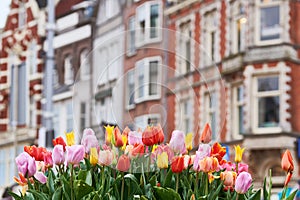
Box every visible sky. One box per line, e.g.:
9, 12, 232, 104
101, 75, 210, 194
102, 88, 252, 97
0, 0, 11, 29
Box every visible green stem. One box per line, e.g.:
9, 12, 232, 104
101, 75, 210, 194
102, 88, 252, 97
70, 164, 74, 200
121, 172, 125, 200
101, 166, 105, 191
195, 172, 199, 195
176, 173, 179, 193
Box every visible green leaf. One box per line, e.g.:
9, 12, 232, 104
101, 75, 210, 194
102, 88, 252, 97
61, 175, 71, 200
74, 180, 94, 200
163, 168, 173, 188
7, 191, 23, 200
263, 177, 268, 200
78, 170, 93, 186
24, 192, 35, 200
47, 169, 55, 195
124, 174, 143, 196
248, 189, 261, 200
52, 186, 63, 200
149, 175, 157, 187
27, 189, 48, 200
208, 182, 223, 200
286, 189, 298, 200
153, 186, 181, 200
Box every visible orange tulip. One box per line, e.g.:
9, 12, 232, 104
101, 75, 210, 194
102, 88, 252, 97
281, 150, 294, 173
200, 123, 212, 143
113, 127, 123, 147
210, 142, 226, 162
171, 156, 185, 173
116, 155, 130, 172
198, 157, 219, 173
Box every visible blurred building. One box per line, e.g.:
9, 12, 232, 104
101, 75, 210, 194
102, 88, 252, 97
92, 0, 125, 142
0, 0, 46, 189
165, 0, 300, 191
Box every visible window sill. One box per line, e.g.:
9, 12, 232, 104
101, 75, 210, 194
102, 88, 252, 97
255, 38, 282, 46
135, 95, 161, 104
126, 104, 135, 111
136, 37, 162, 48
252, 127, 282, 134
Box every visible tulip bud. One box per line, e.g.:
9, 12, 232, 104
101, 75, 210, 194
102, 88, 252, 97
234, 145, 245, 163
169, 130, 186, 154
52, 136, 66, 151
104, 125, 114, 145
185, 133, 193, 151
81, 128, 99, 154
15, 152, 36, 177
157, 152, 168, 169
220, 171, 237, 187
235, 172, 252, 194
98, 150, 114, 166
90, 147, 98, 166
171, 156, 185, 173
116, 155, 130, 172
65, 131, 75, 146
198, 157, 219, 173
200, 123, 212, 143
66, 145, 85, 165
52, 145, 65, 165
281, 149, 294, 173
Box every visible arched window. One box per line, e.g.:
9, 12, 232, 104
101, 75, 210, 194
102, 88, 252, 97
80, 49, 90, 80
64, 55, 73, 85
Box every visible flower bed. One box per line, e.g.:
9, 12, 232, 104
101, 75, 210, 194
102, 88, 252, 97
10, 123, 296, 200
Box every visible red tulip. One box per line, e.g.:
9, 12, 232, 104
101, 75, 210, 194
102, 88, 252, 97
210, 142, 226, 162
52, 136, 66, 151
24, 145, 47, 161
113, 127, 124, 147
116, 155, 130, 172
171, 156, 185, 173
131, 143, 145, 158
156, 124, 164, 144
43, 151, 53, 168
281, 150, 294, 173
142, 126, 159, 146
200, 123, 212, 144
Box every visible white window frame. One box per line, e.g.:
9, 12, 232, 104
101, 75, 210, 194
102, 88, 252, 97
80, 49, 90, 80
126, 69, 135, 109
134, 114, 160, 130
231, 84, 244, 140
255, 0, 282, 45
136, 1, 162, 47
64, 55, 74, 85
134, 56, 161, 103
252, 74, 281, 134
127, 16, 136, 56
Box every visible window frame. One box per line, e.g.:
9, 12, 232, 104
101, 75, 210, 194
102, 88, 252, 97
80, 49, 90, 81
126, 69, 135, 109
127, 16, 136, 56
66, 102, 73, 132
252, 74, 281, 133
204, 91, 217, 140
231, 84, 245, 140
64, 55, 74, 85
180, 98, 193, 134
18, 2, 27, 29
256, 0, 282, 45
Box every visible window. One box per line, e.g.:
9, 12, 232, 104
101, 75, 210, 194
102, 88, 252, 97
136, 2, 161, 46
80, 49, 90, 80
29, 96, 36, 128
80, 102, 88, 132
126, 70, 135, 107
232, 85, 244, 139
135, 57, 160, 103
134, 114, 160, 130
64, 56, 74, 85
181, 99, 192, 134
204, 92, 216, 139
28, 41, 37, 74
178, 21, 192, 74
18, 2, 26, 28
66, 102, 73, 132
53, 105, 60, 138
203, 10, 217, 66
254, 75, 280, 130
258, 0, 281, 42
127, 17, 136, 55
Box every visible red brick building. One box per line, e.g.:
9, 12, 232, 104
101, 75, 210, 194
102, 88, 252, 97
0, 0, 46, 188
165, 0, 300, 191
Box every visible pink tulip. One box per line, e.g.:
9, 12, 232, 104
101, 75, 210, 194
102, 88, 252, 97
220, 161, 235, 171
43, 151, 53, 168
52, 145, 65, 165
98, 150, 114, 166
116, 155, 130, 172
193, 144, 211, 171
169, 130, 186, 154
153, 144, 174, 162
34, 172, 47, 184
81, 128, 99, 154
235, 172, 252, 194
66, 145, 85, 165
128, 131, 143, 145
15, 152, 36, 177
238, 163, 249, 174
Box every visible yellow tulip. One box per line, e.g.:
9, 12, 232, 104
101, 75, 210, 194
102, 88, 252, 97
185, 133, 193, 151
90, 147, 98, 166
157, 152, 168, 169
104, 125, 114, 144
121, 135, 128, 151
65, 131, 75, 146
234, 145, 245, 163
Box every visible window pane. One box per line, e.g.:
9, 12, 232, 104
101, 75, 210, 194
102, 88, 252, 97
257, 76, 279, 92
128, 17, 135, 53
210, 112, 216, 139
17, 63, 27, 125
127, 71, 135, 105
149, 61, 158, 95
148, 117, 158, 126
258, 96, 279, 127
150, 4, 159, 38
138, 64, 144, 98
185, 39, 191, 72
238, 105, 244, 134
237, 86, 244, 101
260, 6, 280, 41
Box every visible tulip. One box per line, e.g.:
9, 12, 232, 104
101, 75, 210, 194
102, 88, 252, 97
155, 124, 164, 144
169, 130, 186, 154
52, 145, 65, 165
220, 171, 237, 187
128, 131, 143, 145
171, 156, 185, 173
131, 143, 144, 158
154, 144, 174, 162
125, 145, 134, 158
104, 125, 114, 144
183, 155, 190, 169
142, 126, 159, 146
24, 145, 47, 161
122, 126, 131, 136
52, 136, 66, 151
34, 172, 47, 184
238, 163, 249, 174
284, 172, 293, 186
65, 131, 75, 146
198, 157, 219, 173
157, 152, 168, 169
234, 145, 245, 163
112, 127, 123, 147
193, 144, 211, 171
14, 172, 31, 186
235, 172, 252, 194
281, 149, 294, 173
121, 135, 128, 150
211, 142, 226, 162
116, 155, 130, 172
200, 123, 212, 143
81, 128, 99, 154
185, 133, 193, 151
98, 150, 114, 166
43, 151, 53, 168
15, 152, 36, 177
90, 147, 98, 166
66, 145, 85, 165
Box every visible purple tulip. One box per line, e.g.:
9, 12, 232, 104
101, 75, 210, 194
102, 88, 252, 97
66, 145, 85, 165
169, 130, 186, 154
235, 172, 252, 194
128, 131, 143, 145
52, 145, 65, 165
15, 152, 36, 177
81, 128, 99, 154
34, 172, 47, 184
193, 144, 211, 171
